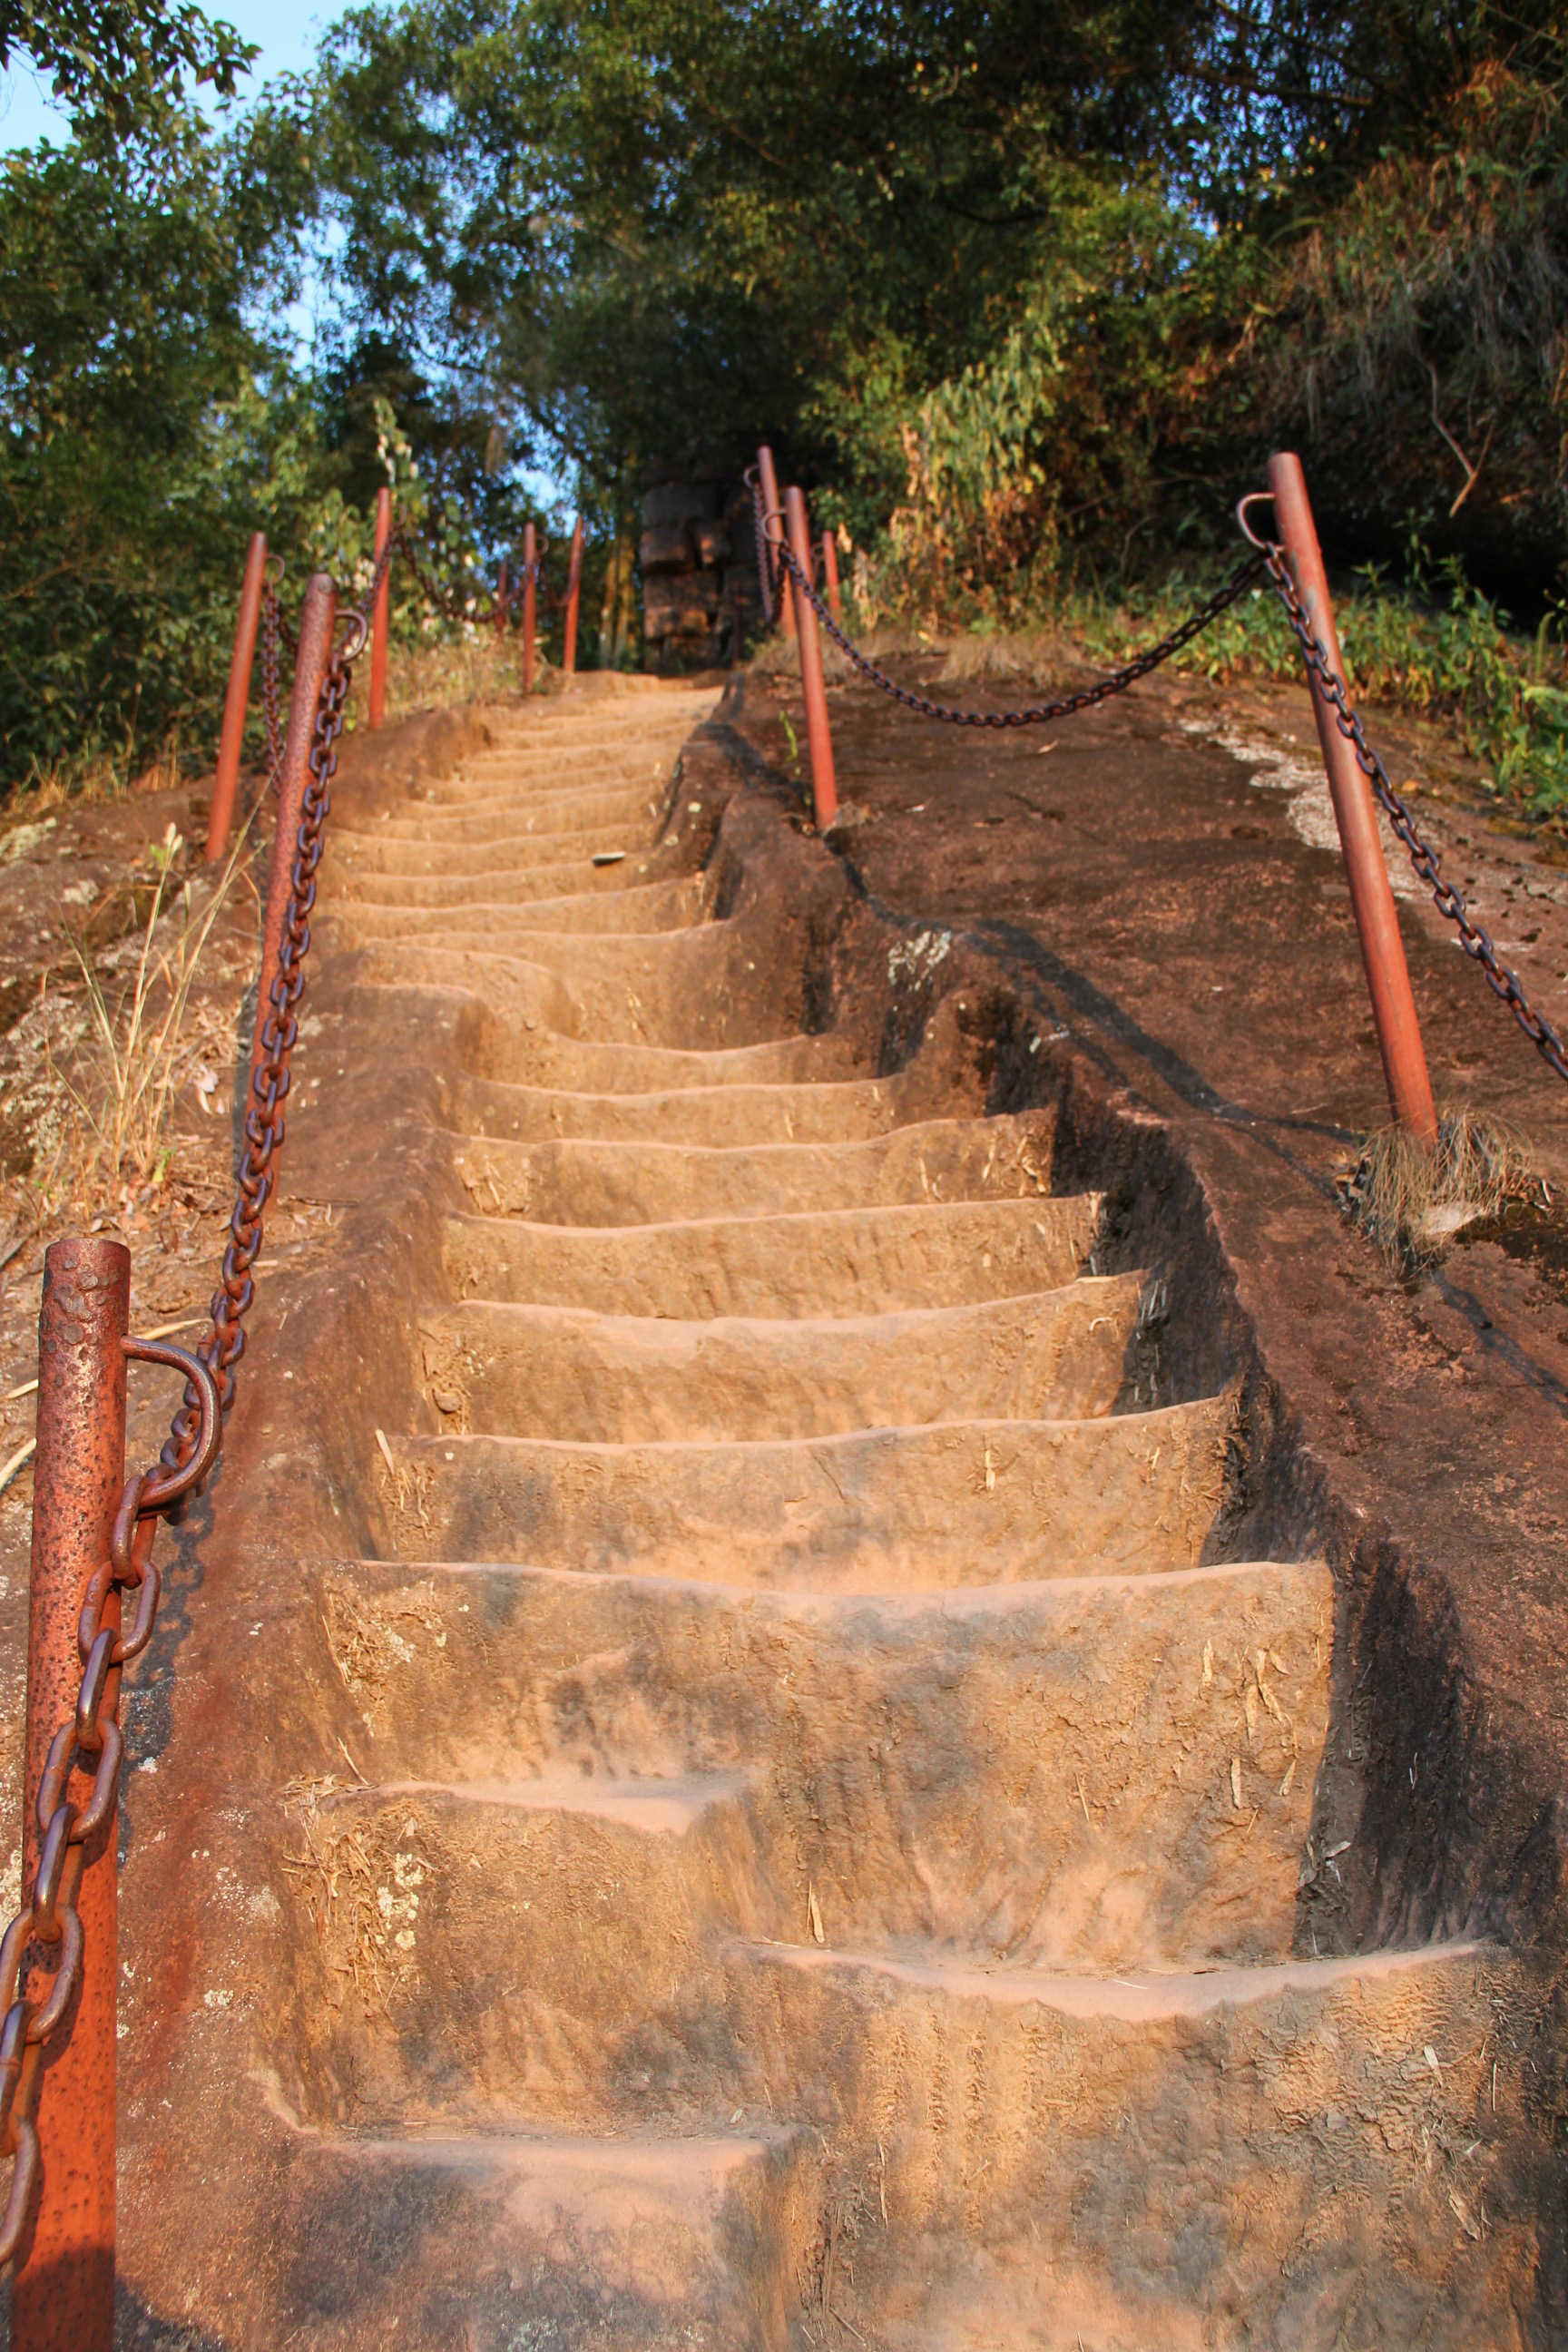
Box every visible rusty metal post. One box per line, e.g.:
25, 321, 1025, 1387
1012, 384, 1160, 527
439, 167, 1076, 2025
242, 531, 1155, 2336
757, 446, 795, 639
206, 531, 269, 864
12, 1238, 129, 2349
368, 487, 391, 732
783, 486, 838, 829
522, 524, 537, 692
821, 529, 843, 622
495, 557, 509, 643
562, 516, 584, 675
1268, 453, 1438, 1142
249, 573, 336, 1110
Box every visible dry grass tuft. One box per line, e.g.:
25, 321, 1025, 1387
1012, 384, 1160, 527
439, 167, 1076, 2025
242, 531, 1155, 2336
6, 745, 152, 821
937, 628, 1092, 696
750, 631, 855, 684
1338, 1108, 1534, 1266
346, 632, 523, 731
41, 818, 252, 1216
858, 623, 942, 660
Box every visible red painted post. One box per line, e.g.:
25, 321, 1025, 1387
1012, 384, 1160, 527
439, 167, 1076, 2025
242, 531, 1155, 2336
783, 486, 838, 829
249, 573, 336, 1115
522, 524, 537, 692
495, 557, 509, 643
368, 486, 391, 731
757, 446, 795, 639
821, 530, 843, 622
1269, 453, 1438, 1142
206, 531, 269, 863
11, 1237, 130, 2349
562, 516, 584, 674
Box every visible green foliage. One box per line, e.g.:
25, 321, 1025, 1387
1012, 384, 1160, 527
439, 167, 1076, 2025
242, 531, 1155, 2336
305, 0, 1266, 501
0, 101, 508, 797
0, 125, 289, 782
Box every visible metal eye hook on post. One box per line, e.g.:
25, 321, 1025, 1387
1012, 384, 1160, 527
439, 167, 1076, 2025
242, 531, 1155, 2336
1234, 491, 1278, 552
745, 466, 774, 626
754, 446, 794, 637
127, 1338, 221, 1513
1252, 452, 1437, 1142
336, 610, 369, 666
781, 485, 838, 830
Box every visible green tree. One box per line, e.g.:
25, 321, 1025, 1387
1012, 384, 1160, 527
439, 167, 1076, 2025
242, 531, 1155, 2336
0, 110, 320, 781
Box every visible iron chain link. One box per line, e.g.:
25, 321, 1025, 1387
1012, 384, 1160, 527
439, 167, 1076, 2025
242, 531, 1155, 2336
162, 649, 353, 1477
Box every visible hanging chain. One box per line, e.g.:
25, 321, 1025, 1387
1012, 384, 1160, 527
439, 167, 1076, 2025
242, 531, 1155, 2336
393, 529, 505, 626
0, 561, 368, 2269
750, 475, 1265, 729
1251, 521, 1568, 1088
161, 649, 353, 1480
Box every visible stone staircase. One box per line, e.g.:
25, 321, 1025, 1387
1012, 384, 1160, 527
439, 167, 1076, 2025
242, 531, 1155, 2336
256, 680, 1537, 2348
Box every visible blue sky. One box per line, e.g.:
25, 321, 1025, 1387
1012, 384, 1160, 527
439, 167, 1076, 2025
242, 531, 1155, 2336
0, 0, 331, 148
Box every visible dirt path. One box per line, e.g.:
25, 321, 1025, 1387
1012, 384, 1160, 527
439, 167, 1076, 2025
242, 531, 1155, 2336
75, 671, 1561, 2348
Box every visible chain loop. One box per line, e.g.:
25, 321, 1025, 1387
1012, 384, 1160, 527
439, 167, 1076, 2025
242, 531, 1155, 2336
1249, 508, 1568, 1088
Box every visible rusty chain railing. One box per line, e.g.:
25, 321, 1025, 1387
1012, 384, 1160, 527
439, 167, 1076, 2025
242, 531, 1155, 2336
0, 540, 387, 2300
0, 1328, 221, 2275
162, 636, 358, 1479
1236, 498, 1568, 1091
749, 455, 1568, 1104
0, 496, 563, 2307
750, 470, 1267, 728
